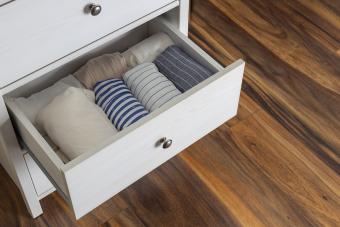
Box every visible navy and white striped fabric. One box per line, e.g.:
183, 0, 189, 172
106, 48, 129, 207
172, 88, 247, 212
154, 45, 214, 92
123, 63, 181, 112
94, 79, 148, 131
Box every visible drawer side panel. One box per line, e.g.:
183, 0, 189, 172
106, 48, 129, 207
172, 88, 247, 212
6, 99, 68, 195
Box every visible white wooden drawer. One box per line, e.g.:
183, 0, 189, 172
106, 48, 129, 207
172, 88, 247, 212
0, 0, 177, 88
5, 18, 244, 219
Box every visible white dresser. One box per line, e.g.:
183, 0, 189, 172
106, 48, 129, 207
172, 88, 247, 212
0, 0, 244, 219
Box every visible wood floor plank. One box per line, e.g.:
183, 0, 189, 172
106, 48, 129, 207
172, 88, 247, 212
207, 0, 340, 93
226, 91, 261, 127
229, 112, 340, 225
190, 0, 340, 173
181, 135, 306, 226
284, 0, 340, 56
100, 208, 146, 227
290, 0, 340, 41
181, 109, 340, 226
113, 156, 240, 227
0, 166, 34, 227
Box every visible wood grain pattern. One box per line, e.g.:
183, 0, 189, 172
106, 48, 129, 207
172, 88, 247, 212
100, 209, 146, 227
0, 0, 339, 226
189, 0, 340, 173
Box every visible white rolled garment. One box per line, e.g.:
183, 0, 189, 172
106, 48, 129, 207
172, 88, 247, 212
122, 32, 174, 67
37, 87, 117, 160
14, 75, 83, 134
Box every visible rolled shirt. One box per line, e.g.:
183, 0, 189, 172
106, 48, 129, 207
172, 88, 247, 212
154, 45, 214, 92
36, 87, 117, 160
123, 63, 181, 112
74, 53, 128, 89
94, 79, 149, 131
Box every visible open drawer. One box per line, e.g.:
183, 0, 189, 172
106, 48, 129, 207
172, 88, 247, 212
5, 18, 244, 219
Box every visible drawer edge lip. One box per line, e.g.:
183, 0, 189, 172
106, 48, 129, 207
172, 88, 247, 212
62, 59, 245, 172
0, 0, 180, 94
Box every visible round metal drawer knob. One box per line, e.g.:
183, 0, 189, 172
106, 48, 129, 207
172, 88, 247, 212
160, 137, 172, 149
89, 4, 102, 16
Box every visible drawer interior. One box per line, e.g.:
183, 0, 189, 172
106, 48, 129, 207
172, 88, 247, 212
6, 17, 222, 164
5, 17, 244, 219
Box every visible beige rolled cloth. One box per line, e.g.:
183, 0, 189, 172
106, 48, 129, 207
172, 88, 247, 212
122, 32, 174, 68
74, 53, 128, 89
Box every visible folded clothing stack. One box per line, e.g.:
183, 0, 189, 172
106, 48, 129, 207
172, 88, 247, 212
15, 32, 215, 162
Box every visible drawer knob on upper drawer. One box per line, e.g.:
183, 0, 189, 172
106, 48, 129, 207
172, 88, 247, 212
88, 3, 102, 16
160, 137, 173, 149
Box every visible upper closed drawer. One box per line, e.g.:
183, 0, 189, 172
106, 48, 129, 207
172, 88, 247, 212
0, 0, 176, 88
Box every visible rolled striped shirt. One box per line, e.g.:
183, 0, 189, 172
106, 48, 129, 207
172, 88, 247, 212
154, 45, 214, 92
123, 63, 181, 112
94, 79, 148, 131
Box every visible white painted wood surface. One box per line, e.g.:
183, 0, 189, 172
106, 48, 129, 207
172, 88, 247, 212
164, 0, 190, 36
5, 99, 69, 195
24, 153, 55, 199
179, 0, 190, 35
1, 2, 180, 94
0, 2, 195, 219
0, 0, 177, 88
0, 96, 43, 218
5, 18, 244, 219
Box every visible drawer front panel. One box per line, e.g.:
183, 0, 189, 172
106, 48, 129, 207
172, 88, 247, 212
0, 0, 175, 88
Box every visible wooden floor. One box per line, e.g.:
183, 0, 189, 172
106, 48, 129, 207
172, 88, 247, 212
0, 0, 339, 226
